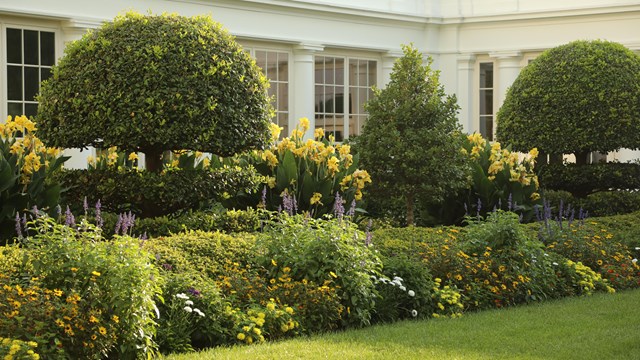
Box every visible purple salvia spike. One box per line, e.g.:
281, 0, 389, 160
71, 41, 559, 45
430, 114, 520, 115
95, 200, 103, 229
32, 205, 39, 218
347, 199, 356, 217
65, 206, 75, 227
364, 219, 373, 247
476, 198, 482, 218
22, 213, 27, 227
261, 186, 267, 208
114, 214, 123, 235
333, 192, 344, 219
15, 212, 22, 238
83, 196, 89, 217
507, 193, 513, 211
56, 204, 62, 221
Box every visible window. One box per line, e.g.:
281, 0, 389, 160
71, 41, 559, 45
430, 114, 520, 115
478, 62, 494, 141
315, 56, 376, 141
255, 50, 289, 138
6, 28, 55, 118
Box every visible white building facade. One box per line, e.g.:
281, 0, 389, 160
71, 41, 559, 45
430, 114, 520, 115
1, 0, 639, 167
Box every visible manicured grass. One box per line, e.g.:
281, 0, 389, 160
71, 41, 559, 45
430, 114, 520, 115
165, 289, 640, 360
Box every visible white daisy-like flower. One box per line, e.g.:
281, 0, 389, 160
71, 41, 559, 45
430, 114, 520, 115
175, 293, 189, 300
408, 290, 415, 297
632, 258, 638, 264
184, 306, 193, 313
411, 309, 418, 317
552, 262, 559, 266
399, 286, 406, 291
193, 308, 206, 317
185, 300, 194, 306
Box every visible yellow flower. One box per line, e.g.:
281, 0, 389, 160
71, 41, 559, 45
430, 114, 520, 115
355, 189, 363, 201
91, 271, 101, 277
53, 289, 63, 297
530, 192, 541, 201
253, 327, 261, 335
285, 307, 294, 315
271, 259, 277, 267
269, 122, 283, 141
91, 334, 97, 341
262, 150, 278, 168
71, 267, 78, 272
99, 326, 107, 335
528, 147, 539, 159
310, 192, 323, 205
327, 156, 340, 174
267, 303, 276, 311
128, 152, 138, 161
112, 315, 119, 323
299, 117, 310, 131
202, 157, 211, 168
314, 127, 325, 139
89, 315, 99, 323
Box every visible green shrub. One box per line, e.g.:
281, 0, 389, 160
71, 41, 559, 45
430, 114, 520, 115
497, 40, 640, 165
0, 115, 68, 241
541, 189, 640, 217
143, 231, 255, 280
4, 217, 162, 358
56, 166, 261, 217
37, 12, 272, 172
257, 215, 382, 327
539, 163, 640, 198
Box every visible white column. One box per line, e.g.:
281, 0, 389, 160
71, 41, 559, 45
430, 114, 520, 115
456, 54, 476, 133
490, 51, 522, 109
381, 50, 402, 88
292, 43, 323, 138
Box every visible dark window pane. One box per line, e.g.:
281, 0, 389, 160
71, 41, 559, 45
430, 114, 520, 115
368, 60, 377, 85
24, 30, 39, 65
479, 89, 493, 114
8, 102, 23, 117
266, 53, 277, 81
7, 28, 22, 64
25, 67, 40, 101
480, 63, 493, 88
278, 53, 288, 81
41, 67, 52, 82
8, 66, 23, 101
326, 58, 335, 85
335, 58, 344, 85
480, 116, 493, 141
25, 104, 38, 118
40, 32, 55, 66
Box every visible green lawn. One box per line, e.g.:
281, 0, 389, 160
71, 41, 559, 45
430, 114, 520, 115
166, 289, 640, 360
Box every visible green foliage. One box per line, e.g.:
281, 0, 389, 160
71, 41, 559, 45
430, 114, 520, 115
541, 189, 640, 217
0, 116, 68, 241
37, 12, 272, 171
5, 217, 162, 359
218, 119, 371, 218
539, 162, 640, 198
497, 40, 640, 161
143, 231, 255, 280
257, 215, 382, 327
358, 44, 469, 225
55, 165, 261, 218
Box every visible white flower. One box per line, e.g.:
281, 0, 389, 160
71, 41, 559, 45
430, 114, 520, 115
185, 300, 194, 306
193, 308, 205, 317
635, 247, 640, 250
399, 286, 406, 291
184, 306, 193, 313
411, 309, 418, 317
553, 262, 559, 266
543, 253, 549, 257
393, 276, 403, 283
408, 290, 415, 297
633, 258, 638, 264
175, 293, 189, 300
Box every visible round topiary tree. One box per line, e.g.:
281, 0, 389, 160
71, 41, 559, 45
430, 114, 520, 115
496, 40, 640, 165
37, 12, 273, 172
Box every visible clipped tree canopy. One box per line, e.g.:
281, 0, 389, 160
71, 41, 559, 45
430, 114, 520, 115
37, 12, 273, 170
496, 40, 640, 158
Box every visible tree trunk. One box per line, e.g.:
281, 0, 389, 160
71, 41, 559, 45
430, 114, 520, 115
574, 151, 589, 166
145, 150, 163, 173
406, 192, 415, 227
538, 150, 549, 166
549, 153, 563, 165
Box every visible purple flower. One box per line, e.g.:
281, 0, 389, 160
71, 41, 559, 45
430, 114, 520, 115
161, 263, 173, 271
114, 214, 123, 235
261, 186, 267, 209
83, 196, 89, 216
95, 200, 103, 229
65, 206, 76, 227
364, 219, 373, 247
15, 212, 22, 238
333, 192, 345, 219
347, 199, 356, 217
187, 287, 202, 297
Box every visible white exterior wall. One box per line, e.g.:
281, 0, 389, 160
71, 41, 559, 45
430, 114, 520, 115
1, 0, 640, 166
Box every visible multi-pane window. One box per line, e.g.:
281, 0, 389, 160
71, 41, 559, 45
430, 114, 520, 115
348, 59, 376, 137
479, 62, 494, 141
6, 28, 55, 118
314, 56, 376, 141
254, 50, 289, 138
